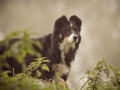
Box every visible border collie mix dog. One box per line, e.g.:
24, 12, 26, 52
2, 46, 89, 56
0, 15, 82, 82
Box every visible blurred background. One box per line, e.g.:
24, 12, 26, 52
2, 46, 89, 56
0, 0, 120, 89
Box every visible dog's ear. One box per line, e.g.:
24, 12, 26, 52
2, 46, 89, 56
54, 15, 67, 28
69, 15, 82, 27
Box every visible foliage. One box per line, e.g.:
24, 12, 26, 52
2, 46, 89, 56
0, 29, 69, 90
0, 28, 42, 72
80, 56, 120, 90
0, 29, 120, 90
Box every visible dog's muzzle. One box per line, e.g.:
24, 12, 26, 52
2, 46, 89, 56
73, 35, 78, 42
68, 34, 78, 43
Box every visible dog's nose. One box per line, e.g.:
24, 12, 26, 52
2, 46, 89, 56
73, 36, 78, 41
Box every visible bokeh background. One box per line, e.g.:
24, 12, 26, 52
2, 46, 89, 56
0, 0, 120, 89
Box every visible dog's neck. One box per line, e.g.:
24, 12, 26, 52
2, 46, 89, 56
59, 42, 75, 53
59, 42, 75, 64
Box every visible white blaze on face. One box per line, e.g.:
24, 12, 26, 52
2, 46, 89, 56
67, 34, 74, 43
70, 23, 73, 27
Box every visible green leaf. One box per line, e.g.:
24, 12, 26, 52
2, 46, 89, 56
3, 62, 11, 68
42, 60, 50, 62
41, 64, 49, 72
2, 71, 11, 78
26, 48, 34, 55
79, 76, 85, 81
36, 70, 41, 77
20, 49, 26, 59
86, 70, 91, 74
34, 58, 42, 61
109, 65, 114, 71
117, 71, 120, 75
33, 41, 43, 49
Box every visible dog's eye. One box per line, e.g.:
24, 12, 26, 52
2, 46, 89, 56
66, 27, 70, 31
67, 27, 70, 30
73, 27, 77, 30
73, 27, 78, 31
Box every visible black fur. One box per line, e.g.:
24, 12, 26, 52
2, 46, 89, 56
0, 15, 82, 82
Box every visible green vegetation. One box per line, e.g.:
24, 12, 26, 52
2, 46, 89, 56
0, 29, 69, 90
80, 56, 120, 90
0, 29, 120, 90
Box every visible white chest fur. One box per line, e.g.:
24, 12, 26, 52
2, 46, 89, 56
59, 42, 75, 63
57, 63, 70, 75
59, 42, 75, 54
58, 42, 75, 75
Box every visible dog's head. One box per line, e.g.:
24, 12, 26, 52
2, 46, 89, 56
53, 15, 82, 44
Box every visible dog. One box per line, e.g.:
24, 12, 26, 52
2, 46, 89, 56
0, 15, 82, 82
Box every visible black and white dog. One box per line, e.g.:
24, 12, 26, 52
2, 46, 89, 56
0, 15, 82, 82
